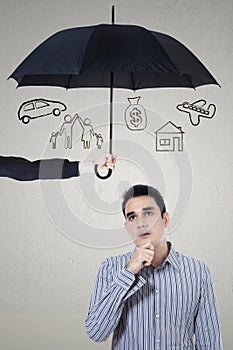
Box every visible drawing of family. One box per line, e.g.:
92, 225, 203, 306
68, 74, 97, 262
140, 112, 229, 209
49, 113, 103, 150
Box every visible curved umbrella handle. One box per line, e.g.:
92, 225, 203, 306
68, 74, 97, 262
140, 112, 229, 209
94, 164, 112, 180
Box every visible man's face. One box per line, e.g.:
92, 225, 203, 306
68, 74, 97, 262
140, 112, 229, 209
124, 195, 169, 248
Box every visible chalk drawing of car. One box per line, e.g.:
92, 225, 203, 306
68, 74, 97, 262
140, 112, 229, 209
18, 98, 67, 124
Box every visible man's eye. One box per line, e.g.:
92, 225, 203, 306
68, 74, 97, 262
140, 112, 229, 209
128, 215, 136, 221
145, 211, 154, 217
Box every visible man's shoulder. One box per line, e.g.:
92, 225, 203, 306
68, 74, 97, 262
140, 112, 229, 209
106, 250, 133, 263
174, 247, 209, 273
100, 250, 133, 270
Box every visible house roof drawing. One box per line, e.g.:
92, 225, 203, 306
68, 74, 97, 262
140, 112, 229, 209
155, 121, 185, 134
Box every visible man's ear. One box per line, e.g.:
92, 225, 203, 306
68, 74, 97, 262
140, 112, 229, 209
163, 212, 170, 228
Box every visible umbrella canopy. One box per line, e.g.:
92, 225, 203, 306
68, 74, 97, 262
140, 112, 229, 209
9, 24, 218, 90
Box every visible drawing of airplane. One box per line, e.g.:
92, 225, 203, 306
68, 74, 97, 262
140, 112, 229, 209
176, 99, 216, 126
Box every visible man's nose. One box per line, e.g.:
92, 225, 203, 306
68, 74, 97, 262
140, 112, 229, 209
137, 215, 147, 228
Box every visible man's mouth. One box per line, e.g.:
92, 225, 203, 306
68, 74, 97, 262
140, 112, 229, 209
138, 232, 150, 238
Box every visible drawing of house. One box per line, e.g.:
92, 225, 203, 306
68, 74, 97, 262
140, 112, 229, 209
155, 121, 184, 152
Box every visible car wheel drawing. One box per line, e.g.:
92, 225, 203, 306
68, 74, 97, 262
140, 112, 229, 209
53, 108, 62, 117
21, 115, 30, 124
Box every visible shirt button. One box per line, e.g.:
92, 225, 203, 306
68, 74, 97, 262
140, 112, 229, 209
156, 338, 160, 343
155, 314, 160, 318
155, 289, 159, 294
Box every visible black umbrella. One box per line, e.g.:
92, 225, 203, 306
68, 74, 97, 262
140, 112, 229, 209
9, 6, 218, 178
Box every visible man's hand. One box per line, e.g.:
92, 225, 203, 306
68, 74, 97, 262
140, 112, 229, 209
94, 154, 116, 175
126, 243, 155, 274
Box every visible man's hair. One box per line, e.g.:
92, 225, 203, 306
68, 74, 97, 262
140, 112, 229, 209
122, 184, 166, 218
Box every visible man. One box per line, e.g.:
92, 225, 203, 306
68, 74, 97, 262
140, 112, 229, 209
85, 184, 222, 349
0, 154, 115, 181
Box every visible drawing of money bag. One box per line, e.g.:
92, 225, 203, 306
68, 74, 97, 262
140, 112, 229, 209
125, 96, 147, 131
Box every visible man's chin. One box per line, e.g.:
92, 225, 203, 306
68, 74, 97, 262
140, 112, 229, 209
135, 235, 151, 246
135, 236, 166, 248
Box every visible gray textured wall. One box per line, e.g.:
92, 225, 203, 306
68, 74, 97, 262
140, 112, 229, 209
1, 0, 232, 349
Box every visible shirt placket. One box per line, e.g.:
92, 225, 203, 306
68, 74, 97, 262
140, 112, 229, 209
154, 269, 161, 349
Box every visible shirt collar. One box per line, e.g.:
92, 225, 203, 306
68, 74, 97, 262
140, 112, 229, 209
164, 241, 181, 272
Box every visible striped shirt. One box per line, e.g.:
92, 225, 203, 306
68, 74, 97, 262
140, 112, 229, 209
85, 243, 222, 349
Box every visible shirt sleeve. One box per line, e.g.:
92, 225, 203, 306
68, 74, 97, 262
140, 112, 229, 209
85, 257, 146, 342
0, 156, 80, 180
194, 264, 223, 350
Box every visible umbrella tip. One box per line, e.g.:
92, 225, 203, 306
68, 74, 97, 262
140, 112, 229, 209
111, 5, 115, 24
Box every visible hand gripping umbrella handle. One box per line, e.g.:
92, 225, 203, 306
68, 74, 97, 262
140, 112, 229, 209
94, 164, 112, 180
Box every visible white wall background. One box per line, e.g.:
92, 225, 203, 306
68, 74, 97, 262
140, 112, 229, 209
0, 0, 232, 349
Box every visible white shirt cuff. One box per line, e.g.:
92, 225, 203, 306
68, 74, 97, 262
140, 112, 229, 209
79, 161, 94, 175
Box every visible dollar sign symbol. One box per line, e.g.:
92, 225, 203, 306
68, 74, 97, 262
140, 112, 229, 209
130, 107, 142, 128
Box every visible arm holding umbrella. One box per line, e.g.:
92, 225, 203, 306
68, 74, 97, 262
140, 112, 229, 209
0, 154, 116, 181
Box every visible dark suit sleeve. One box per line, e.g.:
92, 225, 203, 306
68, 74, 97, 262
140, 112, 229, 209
0, 156, 80, 181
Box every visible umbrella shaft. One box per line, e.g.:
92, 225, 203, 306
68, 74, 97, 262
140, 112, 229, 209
109, 72, 113, 154
109, 6, 115, 154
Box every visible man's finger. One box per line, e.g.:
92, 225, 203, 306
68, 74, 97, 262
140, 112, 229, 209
143, 242, 155, 250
